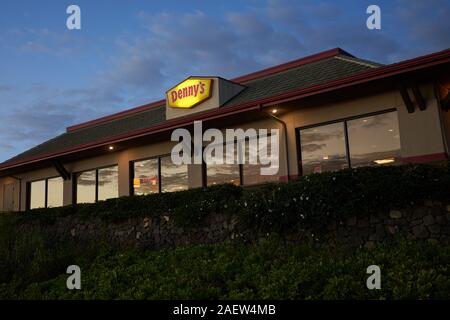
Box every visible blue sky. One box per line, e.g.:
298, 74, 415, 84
0, 0, 449, 161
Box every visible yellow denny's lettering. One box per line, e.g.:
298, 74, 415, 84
166, 78, 213, 109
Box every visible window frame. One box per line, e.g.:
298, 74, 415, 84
295, 108, 398, 176
74, 164, 118, 204
27, 175, 63, 210
204, 132, 277, 187
131, 153, 195, 195
204, 140, 242, 187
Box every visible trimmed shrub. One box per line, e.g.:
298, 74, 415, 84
2, 239, 450, 300
7, 162, 450, 233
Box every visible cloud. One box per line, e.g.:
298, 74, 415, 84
0, 28, 86, 56
0, 0, 449, 162
0, 85, 12, 92
396, 0, 450, 56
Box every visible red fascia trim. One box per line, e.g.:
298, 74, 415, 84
66, 48, 346, 133
66, 99, 166, 132
3, 48, 450, 171
402, 152, 448, 164
232, 48, 348, 83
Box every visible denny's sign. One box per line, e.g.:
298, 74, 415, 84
166, 77, 213, 109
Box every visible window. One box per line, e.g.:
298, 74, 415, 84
76, 170, 96, 204
298, 110, 401, 175
133, 158, 159, 195
206, 144, 240, 186
98, 166, 119, 201
299, 122, 348, 175
76, 165, 118, 204
29, 177, 64, 209
205, 134, 280, 187
243, 135, 280, 185
161, 155, 188, 192
30, 180, 46, 209
131, 156, 188, 194
47, 177, 64, 208
347, 112, 401, 167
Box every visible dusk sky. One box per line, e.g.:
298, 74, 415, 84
0, 0, 449, 162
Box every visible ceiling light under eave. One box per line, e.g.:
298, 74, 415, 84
108, 145, 115, 151
271, 109, 278, 114
374, 158, 395, 165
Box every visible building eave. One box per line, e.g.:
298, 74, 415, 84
1, 48, 450, 173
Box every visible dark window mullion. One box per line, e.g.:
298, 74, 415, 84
129, 161, 135, 196
44, 179, 48, 208
72, 173, 77, 205
201, 145, 207, 187
95, 169, 99, 202
344, 121, 352, 168
158, 157, 162, 193
239, 164, 244, 186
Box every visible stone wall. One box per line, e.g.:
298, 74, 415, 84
22, 201, 450, 249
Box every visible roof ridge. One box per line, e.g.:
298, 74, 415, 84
333, 55, 382, 68
66, 48, 350, 133
232, 48, 351, 83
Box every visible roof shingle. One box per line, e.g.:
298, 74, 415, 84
1, 51, 380, 167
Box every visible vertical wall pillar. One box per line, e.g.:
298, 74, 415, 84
188, 164, 204, 189
118, 151, 131, 197
63, 178, 73, 206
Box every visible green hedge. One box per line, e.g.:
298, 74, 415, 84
14, 162, 450, 233
2, 239, 450, 300
2, 163, 450, 299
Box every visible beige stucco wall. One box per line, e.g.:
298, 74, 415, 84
0, 82, 447, 212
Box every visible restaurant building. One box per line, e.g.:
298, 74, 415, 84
1, 47, 450, 212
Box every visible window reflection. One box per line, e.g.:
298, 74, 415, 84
30, 180, 46, 209
98, 166, 118, 201
76, 170, 96, 204
300, 122, 348, 174
47, 177, 63, 208
243, 136, 279, 185
207, 144, 240, 186
160, 155, 188, 192
347, 112, 401, 167
134, 159, 159, 195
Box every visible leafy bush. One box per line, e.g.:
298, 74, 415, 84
2, 160, 450, 300
2, 239, 450, 300
10, 162, 450, 234
17, 183, 242, 228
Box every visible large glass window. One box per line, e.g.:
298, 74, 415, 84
47, 177, 64, 208
98, 166, 119, 201
206, 144, 240, 186
132, 155, 188, 194
300, 122, 348, 175
29, 177, 64, 209
30, 180, 46, 209
76, 165, 118, 204
133, 158, 159, 195
347, 112, 401, 167
160, 155, 188, 192
298, 111, 402, 175
76, 170, 96, 204
243, 135, 280, 185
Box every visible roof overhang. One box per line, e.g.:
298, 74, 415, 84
1, 48, 450, 176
